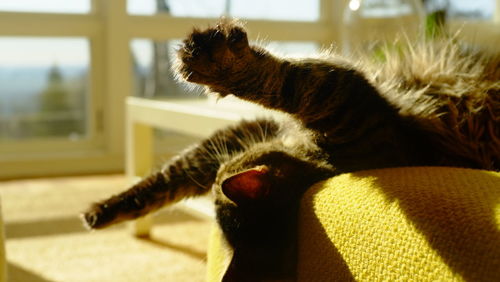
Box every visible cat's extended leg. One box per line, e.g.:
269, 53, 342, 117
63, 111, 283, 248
83, 119, 280, 229
177, 20, 397, 134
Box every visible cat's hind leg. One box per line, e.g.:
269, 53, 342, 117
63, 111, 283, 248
82, 166, 209, 230
82, 119, 280, 229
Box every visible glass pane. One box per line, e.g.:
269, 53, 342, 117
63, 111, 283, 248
0, 37, 90, 141
264, 41, 320, 57
128, 0, 319, 21
230, 0, 319, 21
448, 0, 494, 19
0, 0, 90, 14
424, 0, 495, 20
128, 0, 226, 16
131, 39, 204, 99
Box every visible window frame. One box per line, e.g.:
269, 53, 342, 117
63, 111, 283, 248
0, 5, 110, 178
0, 0, 498, 179
0, 35, 102, 152
0, 0, 345, 179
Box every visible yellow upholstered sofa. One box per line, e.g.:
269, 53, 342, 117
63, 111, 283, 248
206, 167, 500, 281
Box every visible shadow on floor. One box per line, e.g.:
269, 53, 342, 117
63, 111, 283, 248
7, 262, 54, 282
5, 208, 204, 239
137, 235, 207, 260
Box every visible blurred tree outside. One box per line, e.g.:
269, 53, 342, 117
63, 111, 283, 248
36, 64, 85, 138
421, 0, 448, 38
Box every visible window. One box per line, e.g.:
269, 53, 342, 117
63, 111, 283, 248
1, 0, 497, 179
230, 0, 319, 21
265, 41, 320, 56
0, 0, 90, 14
128, 0, 226, 17
131, 39, 201, 99
0, 37, 90, 141
448, 0, 495, 19
424, 0, 496, 20
127, 0, 320, 21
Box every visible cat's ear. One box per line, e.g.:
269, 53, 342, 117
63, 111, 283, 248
221, 166, 271, 205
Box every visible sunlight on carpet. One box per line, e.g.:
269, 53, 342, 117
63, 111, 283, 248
0, 175, 212, 282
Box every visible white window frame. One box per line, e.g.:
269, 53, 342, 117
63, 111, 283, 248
0, 0, 498, 179
0, 0, 346, 179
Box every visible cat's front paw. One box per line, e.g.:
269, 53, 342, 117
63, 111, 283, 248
177, 19, 254, 87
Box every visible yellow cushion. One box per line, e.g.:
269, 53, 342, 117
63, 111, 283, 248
207, 167, 500, 281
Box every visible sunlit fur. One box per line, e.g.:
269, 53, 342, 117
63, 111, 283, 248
361, 41, 500, 169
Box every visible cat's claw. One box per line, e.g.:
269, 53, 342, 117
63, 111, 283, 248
81, 210, 99, 230
81, 205, 110, 230
177, 19, 254, 85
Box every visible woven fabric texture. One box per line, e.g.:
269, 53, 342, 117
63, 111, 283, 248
207, 167, 500, 281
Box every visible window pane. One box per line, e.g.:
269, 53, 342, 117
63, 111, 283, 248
0, 0, 90, 14
230, 0, 319, 21
128, 0, 225, 16
448, 0, 494, 19
264, 41, 320, 57
128, 0, 319, 21
425, 0, 495, 20
131, 39, 204, 99
0, 37, 90, 141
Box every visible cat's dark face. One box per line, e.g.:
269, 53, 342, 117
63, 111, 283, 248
212, 147, 333, 281
213, 144, 333, 211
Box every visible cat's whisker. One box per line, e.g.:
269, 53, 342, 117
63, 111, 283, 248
185, 169, 210, 190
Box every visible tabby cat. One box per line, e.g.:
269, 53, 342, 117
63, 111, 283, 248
82, 19, 499, 281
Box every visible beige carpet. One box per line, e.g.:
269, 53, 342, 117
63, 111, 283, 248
0, 174, 212, 282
